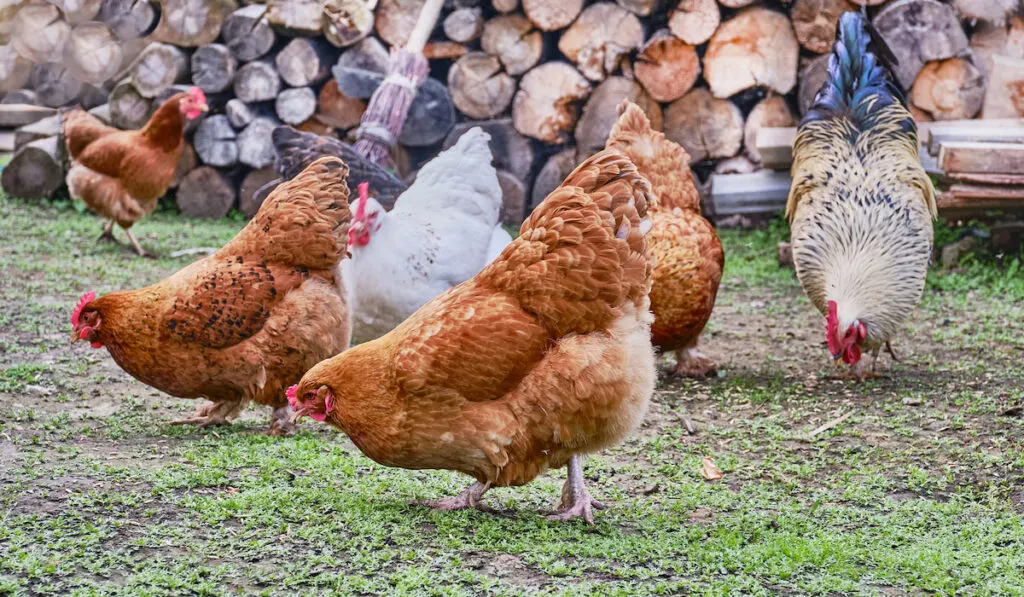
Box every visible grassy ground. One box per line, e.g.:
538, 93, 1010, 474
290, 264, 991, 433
0, 191, 1022, 596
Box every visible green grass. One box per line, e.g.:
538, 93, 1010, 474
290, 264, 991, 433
0, 191, 1022, 595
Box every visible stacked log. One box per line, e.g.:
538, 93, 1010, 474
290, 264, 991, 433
2, 0, 1021, 224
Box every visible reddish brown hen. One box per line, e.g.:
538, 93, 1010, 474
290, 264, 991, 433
289, 149, 656, 523
606, 101, 724, 377
70, 158, 353, 436
62, 87, 208, 256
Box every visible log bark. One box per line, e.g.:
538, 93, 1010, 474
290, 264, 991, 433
222, 4, 277, 61
970, 17, 1024, 78
237, 116, 280, 168
0, 46, 32, 93
495, 170, 526, 225
398, 77, 455, 147
444, 7, 483, 42
275, 37, 337, 87
575, 76, 662, 155
29, 63, 84, 109
323, 0, 375, 47
97, 0, 161, 41
108, 80, 153, 129
1, 89, 38, 105
1, 136, 65, 199
50, 0, 104, 24
266, 0, 324, 36
668, 0, 719, 46
911, 58, 985, 121
12, 2, 71, 64
448, 52, 515, 120
664, 87, 744, 163
0, 104, 56, 128
176, 166, 236, 218
558, 3, 644, 81
170, 143, 198, 188
152, 0, 228, 47
424, 41, 466, 59
512, 62, 592, 144
744, 95, 796, 164
375, 0, 426, 46
939, 141, 1024, 174
275, 87, 317, 125
797, 54, 829, 115
481, 14, 542, 76
131, 42, 188, 98
982, 55, 1024, 119
531, 147, 577, 208
522, 0, 582, 31
239, 166, 280, 217
193, 114, 239, 166
191, 43, 237, 93
791, 0, 855, 54
331, 36, 389, 99
634, 30, 700, 103
64, 22, 123, 85
233, 60, 281, 102
317, 80, 365, 129
14, 115, 60, 151
872, 0, 970, 89
443, 118, 533, 181
704, 8, 799, 98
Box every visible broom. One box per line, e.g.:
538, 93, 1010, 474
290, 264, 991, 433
352, 0, 445, 171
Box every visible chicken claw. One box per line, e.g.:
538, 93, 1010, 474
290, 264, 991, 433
124, 228, 155, 258
170, 399, 242, 427
413, 482, 490, 512
266, 406, 297, 437
97, 221, 117, 244
671, 347, 717, 378
548, 455, 605, 524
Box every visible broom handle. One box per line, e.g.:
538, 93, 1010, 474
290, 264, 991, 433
405, 0, 444, 55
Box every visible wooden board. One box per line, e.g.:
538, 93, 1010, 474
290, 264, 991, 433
754, 125, 797, 170
710, 170, 793, 217
926, 121, 1024, 155
938, 142, 1024, 174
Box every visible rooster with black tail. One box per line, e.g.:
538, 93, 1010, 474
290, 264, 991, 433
786, 11, 937, 379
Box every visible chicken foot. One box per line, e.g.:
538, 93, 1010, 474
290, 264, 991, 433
413, 482, 490, 511
671, 345, 717, 378
548, 455, 605, 524
170, 399, 244, 427
266, 406, 297, 437
123, 228, 154, 258
97, 220, 117, 243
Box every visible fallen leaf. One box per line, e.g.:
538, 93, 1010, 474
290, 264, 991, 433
700, 457, 723, 481
225, 487, 239, 494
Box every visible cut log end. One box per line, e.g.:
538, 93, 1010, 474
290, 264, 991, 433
664, 87, 745, 163
634, 30, 700, 103
513, 62, 592, 144
449, 52, 516, 120
176, 166, 236, 219
704, 8, 799, 98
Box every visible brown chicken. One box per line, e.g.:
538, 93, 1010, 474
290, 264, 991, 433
606, 101, 724, 377
70, 158, 353, 435
289, 150, 656, 523
62, 87, 208, 257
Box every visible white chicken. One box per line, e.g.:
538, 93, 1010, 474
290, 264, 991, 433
343, 127, 512, 344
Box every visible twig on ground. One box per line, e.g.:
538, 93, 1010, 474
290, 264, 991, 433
804, 410, 854, 440
169, 247, 219, 258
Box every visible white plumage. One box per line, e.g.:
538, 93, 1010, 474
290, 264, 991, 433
344, 127, 511, 344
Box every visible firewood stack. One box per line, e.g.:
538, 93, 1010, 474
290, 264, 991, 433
2, 0, 1023, 222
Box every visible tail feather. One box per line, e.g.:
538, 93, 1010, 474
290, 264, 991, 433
228, 157, 352, 270
481, 150, 652, 337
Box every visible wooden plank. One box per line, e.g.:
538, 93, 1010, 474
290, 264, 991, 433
943, 172, 1024, 186
938, 142, 1024, 174
946, 184, 1024, 200
756, 127, 796, 171
710, 170, 793, 216
927, 120, 1024, 156
0, 104, 57, 128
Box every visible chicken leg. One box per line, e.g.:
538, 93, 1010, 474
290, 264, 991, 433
414, 482, 490, 511
123, 227, 154, 258
267, 406, 297, 437
170, 398, 244, 427
548, 455, 605, 524
671, 343, 717, 378
97, 220, 117, 243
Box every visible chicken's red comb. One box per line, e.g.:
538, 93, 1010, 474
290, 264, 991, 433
72, 291, 96, 327
286, 384, 299, 408
354, 182, 369, 221
188, 86, 206, 104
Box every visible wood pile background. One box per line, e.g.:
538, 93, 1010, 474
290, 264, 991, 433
1, 0, 1023, 224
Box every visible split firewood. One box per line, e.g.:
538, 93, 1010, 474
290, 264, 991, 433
616, 0, 658, 16
797, 54, 829, 115
0, 104, 56, 128
28, 63, 83, 108
151, 0, 228, 47
2, 89, 38, 105
317, 80, 366, 130
634, 30, 700, 103
0, 46, 31, 93
512, 62, 592, 144
331, 36, 389, 99
481, 14, 542, 76
668, 0, 719, 46
576, 77, 663, 155
443, 119, 534, 182
970, 16, 1024, 77
531, 148, 578, 208
131, 42, 188, 99
50, 0, 103, 24
240, 166, 280, 218
791, 0, 856, 54
233, 60, 282, 103
0, 0, 27, 44
522, 0, 583, 32
558, 3, 644, 81
424, 41, 466, 59
238, 117, 280, 168
276, 38, 338, 87
664, 87, 744, 163
191, 44, 237, 94
744, 95, 796, 164
872, 0, 970, 89
12, 3, 71, 63
495, 170, 527, 225
266, 0, 326, 37
14, 115, 60, 151
323, 0, 375, 47
193, 114, 239, 167
170, 143, 198, 189
109, 79, 153, 129
714, 155, 758, 175
97, 0, 161, 41
275, 87, 318, 125
177, 166, 236, 218
398, 78, 456, 147
492, 0, 518, 13
1, 136, 65, 199
981, 55, 1024, 119
295, 116, 335, 135
952, 0, 1019, 27
225, 98, 257, 128
911, 58, 985, 121
444, 7, 483, 42
222, 4, 277, 62
375, 0, 427, 46
64, 22, 123, 85
704, 8, 799, 98
448, 52, 516, 120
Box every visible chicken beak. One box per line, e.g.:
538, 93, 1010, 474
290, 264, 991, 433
288, 408, 307, 424
70, 330, 80, 344
199, 103, 209, 112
